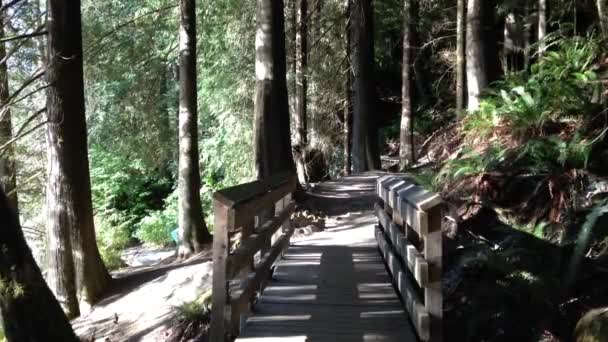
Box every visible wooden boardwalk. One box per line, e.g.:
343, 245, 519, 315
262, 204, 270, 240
235, 174, 418, 342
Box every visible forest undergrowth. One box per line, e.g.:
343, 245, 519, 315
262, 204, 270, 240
411, 35, 608, 341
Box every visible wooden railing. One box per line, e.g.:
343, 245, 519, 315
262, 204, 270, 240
210, 173, 297, 342
375, 175, 443, 342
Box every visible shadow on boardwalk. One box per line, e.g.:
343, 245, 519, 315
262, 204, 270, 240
236, 172, 417, 342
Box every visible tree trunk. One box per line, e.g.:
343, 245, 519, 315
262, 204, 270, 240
456, 0, 466, 111
46, 0, 111, 316
254, 0, 296, 180
351, 0, 379, 172
399, 0, 414, 170
465, 0, 486, 111
294, 0, 308, 184
177, 0, 211, 260
597, 0, 607, 37
0, 2, 18, 218
0, 189, 80, 342
538, 0, 547, 55
524, 1, 531, 70
343, 0, 352, 176
483, 0, 502, 84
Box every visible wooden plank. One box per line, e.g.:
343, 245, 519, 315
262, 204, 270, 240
380, 177, 404, 203
388, 182, 414, 212
227, 202, 296, 279
210, 201, 234, 342
423, 207, 443, 342
213, 172, 294, 208
398, 200, 429, 237
230, 227, 294, 331
375, 225, 430, 341
214, 174, 297, 229
377, 175, 394, 197
374, 203, 391, 232
395, 183, 442, 212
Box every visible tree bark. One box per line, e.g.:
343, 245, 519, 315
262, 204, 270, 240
351, 0, 380, 172
597, 0, 607, 37
177, 0, 211, 260
254, 0, 296, 180
294, 0, 308, 184
343, 0, 352, 176
46, 0, 111, 316
399, 0, 414, 170
456, 0, 466, 111
465, 0, 486, 111
0, 189, 80, 342
0, 1, 18, 218
538, 0, 547, 55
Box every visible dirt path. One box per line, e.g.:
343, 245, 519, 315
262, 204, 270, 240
72, 249, 212, 342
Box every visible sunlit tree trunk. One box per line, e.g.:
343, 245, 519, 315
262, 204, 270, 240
524, 1, 531, 70
456, 0, 466, 111
351, 0, 380, 172
294, 0, 308, 184
254, 0, 296, 179
46, 0, 111, 316
0, 189, 80, 342
177, 0, 211, 260
399, 0, 414, 169
343, 0, 352, 176
465, 0, 486, 111
538, 0, 547, 55
0, 3, 18, 218
597, 0, 607, 37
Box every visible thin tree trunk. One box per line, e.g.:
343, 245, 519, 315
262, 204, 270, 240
538, 0, 547, 55
343, 0, 352, 176
254, 0, 296, 180
0, 189, 80, 342
465, 0, 486, 111
351, 0, 379, 172
456, 0, 466, 111
597, 0, 607, 37
0, 1, 18, 218
294, 0, 308, 184
524, 1, 531, 70
177, 0, 211, 260
399, 0, 414, 170
46, 0, 111, 316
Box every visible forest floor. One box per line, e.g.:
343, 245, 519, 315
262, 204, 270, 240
72, 246, 213, 342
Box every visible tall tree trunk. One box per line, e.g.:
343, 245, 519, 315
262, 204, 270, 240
538, 0, 547, 55
399, 0, 414, 169
524, 2, 531, 70
465, 0, 486, 111
351, 0, 379, 172
483, 0, 502, 84
597, 0, 607, 37
0, 189, 80, 342
343, 0, 352, 176
46, 0, 111, 316
456, 0, 466, 111
254, 0, 296, 180
294, 0, 308, 184
0, 2, 17, 218
177, 0, 211, 260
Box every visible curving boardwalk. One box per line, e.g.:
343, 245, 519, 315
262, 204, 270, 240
235, 173, 417, 342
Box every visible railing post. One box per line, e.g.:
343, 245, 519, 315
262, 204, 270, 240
425, 206, 443, 342
210, 199, 233, 342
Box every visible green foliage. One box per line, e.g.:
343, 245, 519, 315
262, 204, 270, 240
175, 299, 211, 323
438, 36, 605, 184
135, 190, 178, 246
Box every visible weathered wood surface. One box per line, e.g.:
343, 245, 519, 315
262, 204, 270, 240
236, 173, 417, 342
375, 175, 443, 342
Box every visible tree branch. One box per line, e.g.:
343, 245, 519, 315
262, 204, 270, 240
0, 30, 47, 44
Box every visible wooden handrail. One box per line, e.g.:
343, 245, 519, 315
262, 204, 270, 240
210, 173, 297, 342
375, 175, 443, 342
